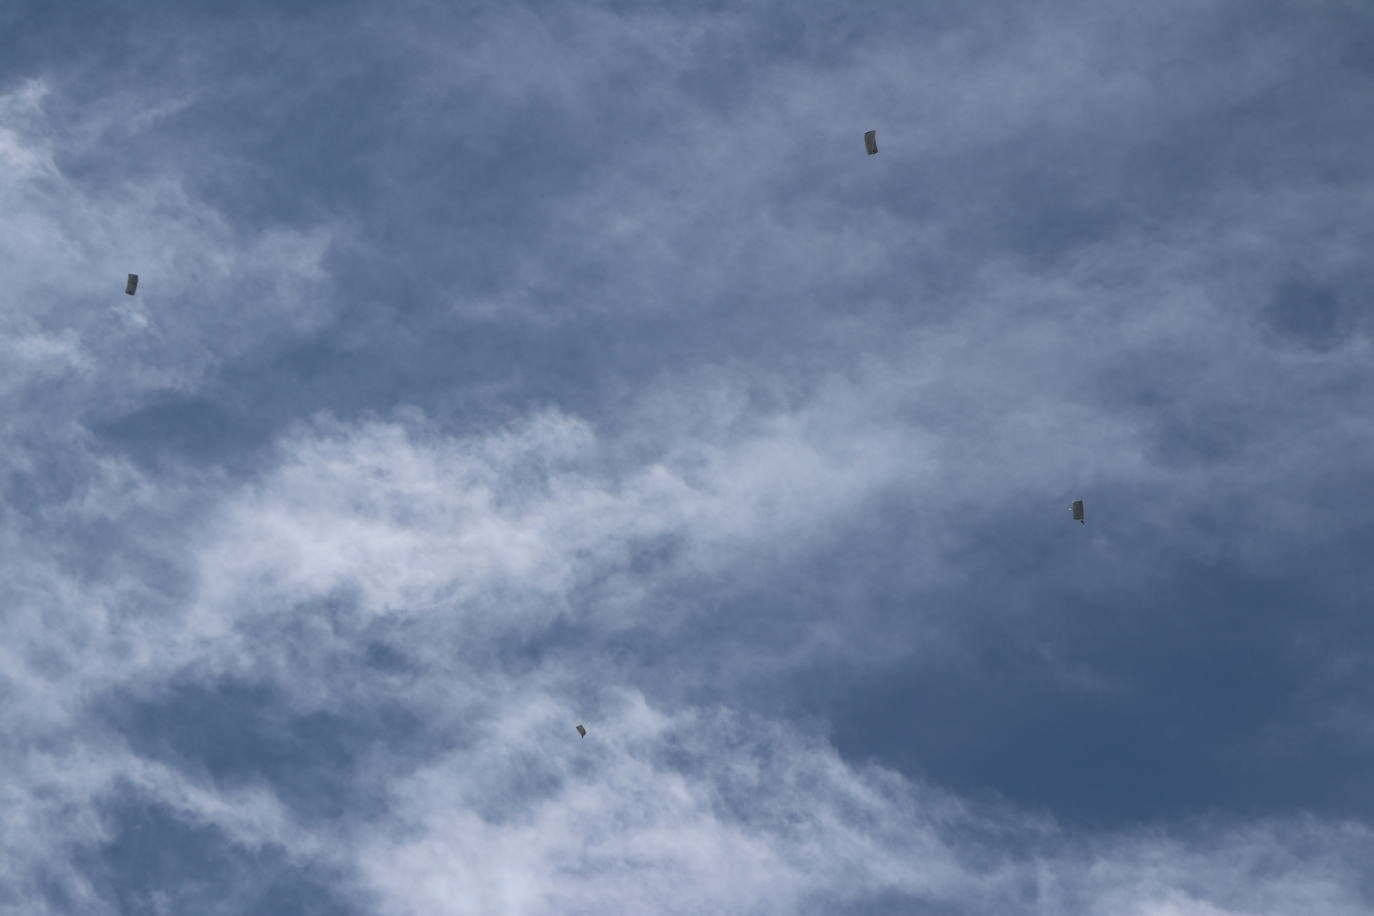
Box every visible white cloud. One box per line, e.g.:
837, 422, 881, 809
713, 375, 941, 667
2, 2, 1373, 912
1, 292, 1369, 916
352, 688, 1374, 916
356, 693, 1004, 916
0, 79, 343, 428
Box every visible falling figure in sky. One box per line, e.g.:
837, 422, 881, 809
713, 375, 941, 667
864, 130, 878, 155
1070, 499, 1085, 524
125, 274, 139, 295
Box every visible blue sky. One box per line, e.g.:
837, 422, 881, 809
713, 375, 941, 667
3, 0, 1374, 913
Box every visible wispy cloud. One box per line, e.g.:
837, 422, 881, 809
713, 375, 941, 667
3, 0, 1373, 912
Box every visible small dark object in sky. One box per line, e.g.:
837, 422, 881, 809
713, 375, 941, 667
576, 725, 587, 738
125, 274, 139, 295
1070, 499, 1085, 524
864, 130, 877, 155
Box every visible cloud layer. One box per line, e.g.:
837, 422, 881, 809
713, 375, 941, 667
3, 0, 1373, 913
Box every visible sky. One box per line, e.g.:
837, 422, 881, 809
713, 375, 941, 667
2, 0, 1374, 913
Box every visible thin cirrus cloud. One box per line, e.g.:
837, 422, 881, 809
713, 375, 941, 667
1, 0, 1373, 913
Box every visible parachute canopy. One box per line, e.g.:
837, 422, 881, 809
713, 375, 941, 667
576, 725, 587, 738
125, 274, 139, 296
1070, 499, 1085, 523
864, 130, 878, 155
